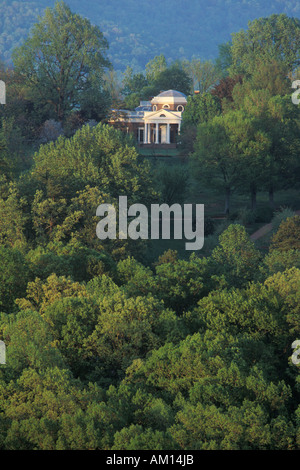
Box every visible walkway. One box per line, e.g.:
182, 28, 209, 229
250, 210, 300, 241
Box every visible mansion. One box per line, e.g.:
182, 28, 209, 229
109, 90, 187, 148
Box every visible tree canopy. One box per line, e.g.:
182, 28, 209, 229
12, 1, 111, 122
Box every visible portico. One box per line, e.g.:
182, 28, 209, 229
143, 112, 182, 145
108, 89, 187, 149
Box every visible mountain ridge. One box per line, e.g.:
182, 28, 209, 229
1, 0, 300, 71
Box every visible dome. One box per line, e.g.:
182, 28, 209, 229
156, 90, 187, 98
151, 90, 187, 106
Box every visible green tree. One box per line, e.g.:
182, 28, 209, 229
0, 67, 40, 144
261, 249, 300, 277
84, 292, 178, 380
145, 55, 167, 83
211, 224, 261, 288
0, 182, 28, 249
112, 425, 175, 450
183, 58, 220, 93
0, 366, 106, 449
264, 267, 300, 338
182, 92, 221, 127
19, 123, 157, 261
1, 310, 66, 377
122, 66, 148, 96
232, 83, 300, 207
12, 1, 110, 122
215, 41, 233, 77
270, 216, 300, 252
103, 69, 123, 108
15, 273, 88, 315
180, 92, 221, 154
0, 117, 25, 179
41, 296, 100, 378
0, 246, 30, 313
153, 62, 192, 96
192, 109, 265, 214
230, 14, 300, 77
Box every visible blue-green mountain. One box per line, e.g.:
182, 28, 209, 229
1, 0, 299, 71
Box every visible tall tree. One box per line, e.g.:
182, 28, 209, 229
122, 66, 148, 96
179, 92, 221, 154
232, 75, 300, 207
153, 62, 192, 96
182, 92, 221, 127
192, 109, 270, 214
145, 54, 167, 83
215, 41, 233, 77
229, 14, 300, 77
183, 58, 220, 93
12, 1, 110, 122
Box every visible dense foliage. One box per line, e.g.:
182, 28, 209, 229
12, 2, 110, 123
0, 193, 300, 449
0, 2, 299, 451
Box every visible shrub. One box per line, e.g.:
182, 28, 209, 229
236, 207, 256, 225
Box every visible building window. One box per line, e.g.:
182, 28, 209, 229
138, 128, 144, 143
177, 105, 184, 112
153, 105, 157, 111
162, 104, 170, 109
160, 114, 166, 117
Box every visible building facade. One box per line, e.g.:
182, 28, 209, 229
109, 90, 187, 148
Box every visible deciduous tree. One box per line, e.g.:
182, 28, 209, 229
12, 1, 110, 122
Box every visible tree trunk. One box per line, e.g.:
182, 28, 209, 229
251, 185, 257, 212
269, 185, 275, 209
224, 187, 230, 215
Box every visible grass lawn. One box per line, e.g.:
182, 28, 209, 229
138, 148, 181, 158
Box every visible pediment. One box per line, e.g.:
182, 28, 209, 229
143, 109, 181, 121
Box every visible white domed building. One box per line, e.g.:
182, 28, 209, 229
109, 90, 187, 148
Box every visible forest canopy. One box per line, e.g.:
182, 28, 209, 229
0, 1, 299, 452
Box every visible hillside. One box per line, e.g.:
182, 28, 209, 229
1, 0, 300, 71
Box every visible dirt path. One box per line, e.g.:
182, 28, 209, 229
250, 210, 300, 241
250, 223, 273, 241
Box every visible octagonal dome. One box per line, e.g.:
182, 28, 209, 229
151, 90, 187, 106
157, 90, 186, 98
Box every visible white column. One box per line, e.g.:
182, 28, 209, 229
167, 123, 170, 144
178, 122, 181, 135
144, 123, 148, 144
155, 123, 159, 144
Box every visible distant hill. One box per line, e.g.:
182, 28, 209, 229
1, 0, 300, 71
